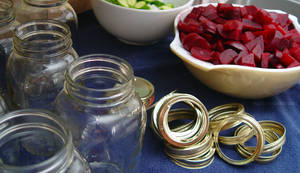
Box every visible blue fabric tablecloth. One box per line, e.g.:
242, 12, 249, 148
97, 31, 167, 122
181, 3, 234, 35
73, 11, 300, 173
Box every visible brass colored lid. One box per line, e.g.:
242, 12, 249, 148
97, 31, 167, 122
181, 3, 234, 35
134, 77, 154, 109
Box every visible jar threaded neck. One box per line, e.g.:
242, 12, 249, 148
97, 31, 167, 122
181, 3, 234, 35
0, 109, 75, 173
64, 54, 135, 108
13, 20, 72, 59
24, 0, 67, 7
0, 0, 14, 26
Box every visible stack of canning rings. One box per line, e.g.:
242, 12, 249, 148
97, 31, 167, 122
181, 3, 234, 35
151, 93, 286, 169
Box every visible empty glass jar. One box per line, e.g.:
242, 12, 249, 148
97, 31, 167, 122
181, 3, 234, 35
0, 0, 17, 95
0, 95, 7, 115
15, 0, 78, 31
54, 54, 147, 173
0, 109, 91, 173
6, 20, 78, 110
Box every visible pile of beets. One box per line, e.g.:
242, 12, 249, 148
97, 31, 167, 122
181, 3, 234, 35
178, 3, 300, 68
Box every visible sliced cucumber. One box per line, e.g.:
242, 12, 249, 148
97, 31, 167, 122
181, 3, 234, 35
128, 0, 137, 7
117, 0, 129, 7
153, 0, 165, 7
159, 5, 172, 10
135, 1, 150, 9
165, 3, 174, 8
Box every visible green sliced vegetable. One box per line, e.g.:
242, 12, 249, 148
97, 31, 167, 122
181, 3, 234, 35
128, 0, 137, 7
117, 0, 129, 7
135, 1, 150, 9
159, 5, 172, 10
165, 3, 174, 8
153, 0, 165, 7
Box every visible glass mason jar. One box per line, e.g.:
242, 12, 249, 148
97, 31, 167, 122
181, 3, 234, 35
6, 20, 78, 110
54, 54, 147, 173
0, 109, 91, 173
15, 0, 78, 31
0, 0, 17, 96
0, 95, 8, 115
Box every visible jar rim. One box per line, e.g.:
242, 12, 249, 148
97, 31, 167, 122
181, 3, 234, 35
0, 109, 74, 172
0, 0, 14, 26
24, 0, 67, 7
65, 54, 135, 93
13, 20, 72, 60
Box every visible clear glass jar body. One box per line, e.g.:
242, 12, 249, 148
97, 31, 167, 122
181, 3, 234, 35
0, 0, 17, 96
54, 54, 147, 173
0, 109, 91, 173
0, 95, 8, 115
6, 20, 78, 110
15, 0, 78, 31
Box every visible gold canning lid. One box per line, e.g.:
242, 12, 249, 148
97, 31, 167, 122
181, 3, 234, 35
134, 77, 155, 109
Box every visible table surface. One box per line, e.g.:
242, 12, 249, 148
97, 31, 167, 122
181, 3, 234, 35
73, 11, 300, 173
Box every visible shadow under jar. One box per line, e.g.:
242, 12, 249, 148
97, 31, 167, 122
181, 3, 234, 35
6, 20, 78, 110
0, 109, 91, 173
15, 0, 78, 31
53, 54, 147, 173
0, 0, 17, 96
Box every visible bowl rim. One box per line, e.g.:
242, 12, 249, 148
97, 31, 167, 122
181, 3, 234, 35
96, 0, 195, 13
170, 3, 300, 73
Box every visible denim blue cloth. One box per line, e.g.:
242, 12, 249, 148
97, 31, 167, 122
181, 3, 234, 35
73, 11, 300, 173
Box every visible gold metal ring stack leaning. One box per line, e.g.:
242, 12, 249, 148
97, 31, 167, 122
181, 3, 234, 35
151, 93, 286, 169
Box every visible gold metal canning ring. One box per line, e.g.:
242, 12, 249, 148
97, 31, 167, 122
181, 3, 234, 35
213, 113, 265, 166
209, 103, 245, 131
234, 120, 286, 154
164, 132, 213, 160
235, 130, 282, 163
156, 93, 209, 147
167, 147, 215, 169
217, 113, 256, 145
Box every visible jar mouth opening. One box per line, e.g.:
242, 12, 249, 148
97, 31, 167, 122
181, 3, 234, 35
0, 0, 14, 25
13, 20, 72, 59
24, 0, 67, 7
0, 109, 73, 171
14, 20, 70, 45
65, 54, 134, 93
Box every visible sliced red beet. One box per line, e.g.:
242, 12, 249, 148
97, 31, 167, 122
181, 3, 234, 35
261, 52, 270, 68
242, 18, 263, 31
191, 47, 213, 61
223, 20, 243, 31
202, 4, 218, 21
217, 24, 242, 41
182, 33, 211, 51
275, 49, 283, 59
217, 3, 241, 20
178, 4, 300, 68
178, 21, 203, 34
240, 6, 248, 17
252, 44, 264, 62
269, 12, 289, 26
253, 9, 273, 25
199, 16, 217, 34
289, 47, 300, 61
219, 49, 238, 64
224, 41, 248, 52
234, 50, 248, 64
241, 31, 256, 43
211, 51, 221, 65
239, 53, 256, 67
253, 29, 275, 43
216, 40, 224, 52
213, 17, 227, 24
288, 61, 300, 68
245, 5, 259, 16
279, 53, 297, 66
245, 35, 264, 51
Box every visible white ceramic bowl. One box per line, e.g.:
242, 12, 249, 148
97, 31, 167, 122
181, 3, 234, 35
91, 0, 194, 45
170, 3, 300, 99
